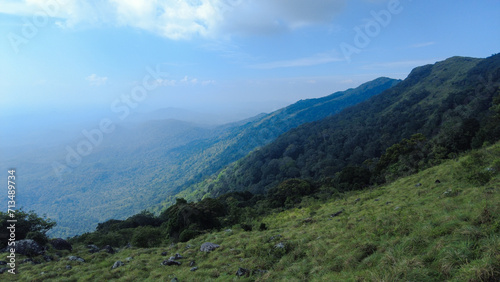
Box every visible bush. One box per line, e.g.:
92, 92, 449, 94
131, 226, 163, 248
179, 229, 201, 242
26, 231, 49, 246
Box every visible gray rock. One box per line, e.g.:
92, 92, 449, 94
126, 257, 133, 262
8, 240, 44, 256
415, 183, 422, 187
65, 265, 72, 270
168, 253, 183, 261
190, 267, 198, 271
161, 251, 167, 256
171, 278, 179, 282
50, 238, 73, 251
43, 255, 53, 262
189, 260, 196, 267
102, 245, 115, 254
330, 210, 343, 217
354, 198, 361, 202
200, 242, 220, 252
111, 260, 125, 269
68, 256, 85, 263
236, 267, 249, 277
269, 235, 282, 241
161, 259, 181, 266
0, 267, 9, 274
274, 242, 285, 249
87, 244, 99, 253
0, 261, 6, 265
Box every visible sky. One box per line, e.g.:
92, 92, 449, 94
0, 0, 499, 120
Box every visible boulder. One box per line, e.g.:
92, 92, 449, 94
330, 210, 343, 217
87, 244, 100, 253
200, 242, 220, 252
50, 238, 72, 251
161, 259, 181, 266
169, 253, 183, 260
274, 242, 285, 249
236, 267, 249, 277
68, 256, 85, 263
111, 260, 125, 269
13, 240, 44, 256
190, 267, 198, 271
102, 245, 115, 254
65, 265, 72, 270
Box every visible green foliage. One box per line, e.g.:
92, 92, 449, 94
26, 231, 49, 246
456, 150, 497, 185
267, 179, 314, 208
183, 55, 500, 200
0, 209, 55, 248
131, 226, 163, 248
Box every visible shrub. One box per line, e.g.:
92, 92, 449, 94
131, 226, 162, 248
26, 231, 49, 246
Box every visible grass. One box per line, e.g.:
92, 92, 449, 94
4, 143, 500, 281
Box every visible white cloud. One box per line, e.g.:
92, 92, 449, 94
86, 74, 108, 86
0, 0, 346, 39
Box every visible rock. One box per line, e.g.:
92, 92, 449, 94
189, 260, 196, 267
190, 267, 198, 271
65, 265, 72, 270
225, 229, 232, 232
126, 257, 133, 262
68, 256, 85, 263
171, 278, 179, 282
170, 253, 183, 260
415, 183, 422, 187
354, 198, 361, 202
200, 242, 220, 252
161, 252, 167, 256
9, 240, 44, 256
111, 260, 125, 269
102, 245, 115, 254
374, 198, 380, 201
0, 261, 6, 265
87, 244, 100, 253
125, 243, 132, 248
0, 267, 9, 274
330, 210, 343, 217
236, 267, 249, 277
43, 255, 53, 262
386, 201, 393, 205
269, 235, 282, 241
50, 238, 72, 251
21, 258, 33, 264
274, 242, 285, 249
435, 179, 441, 183
394, 206, 401, 210
161, 259, 181, 266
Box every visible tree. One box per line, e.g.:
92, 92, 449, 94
0, 209, 56, 248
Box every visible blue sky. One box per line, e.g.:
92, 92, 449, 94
1, 0, 499, 119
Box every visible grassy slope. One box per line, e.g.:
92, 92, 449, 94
9, 143, 500, 281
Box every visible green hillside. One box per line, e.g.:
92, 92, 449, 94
179, 54, 500, 201
6, 142, 500, 281
4, 77, 397, 237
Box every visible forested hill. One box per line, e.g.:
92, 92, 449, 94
164, 77, 400, 193
178, 54, 500, 200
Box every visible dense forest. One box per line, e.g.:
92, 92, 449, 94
1, 54, 499, 281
